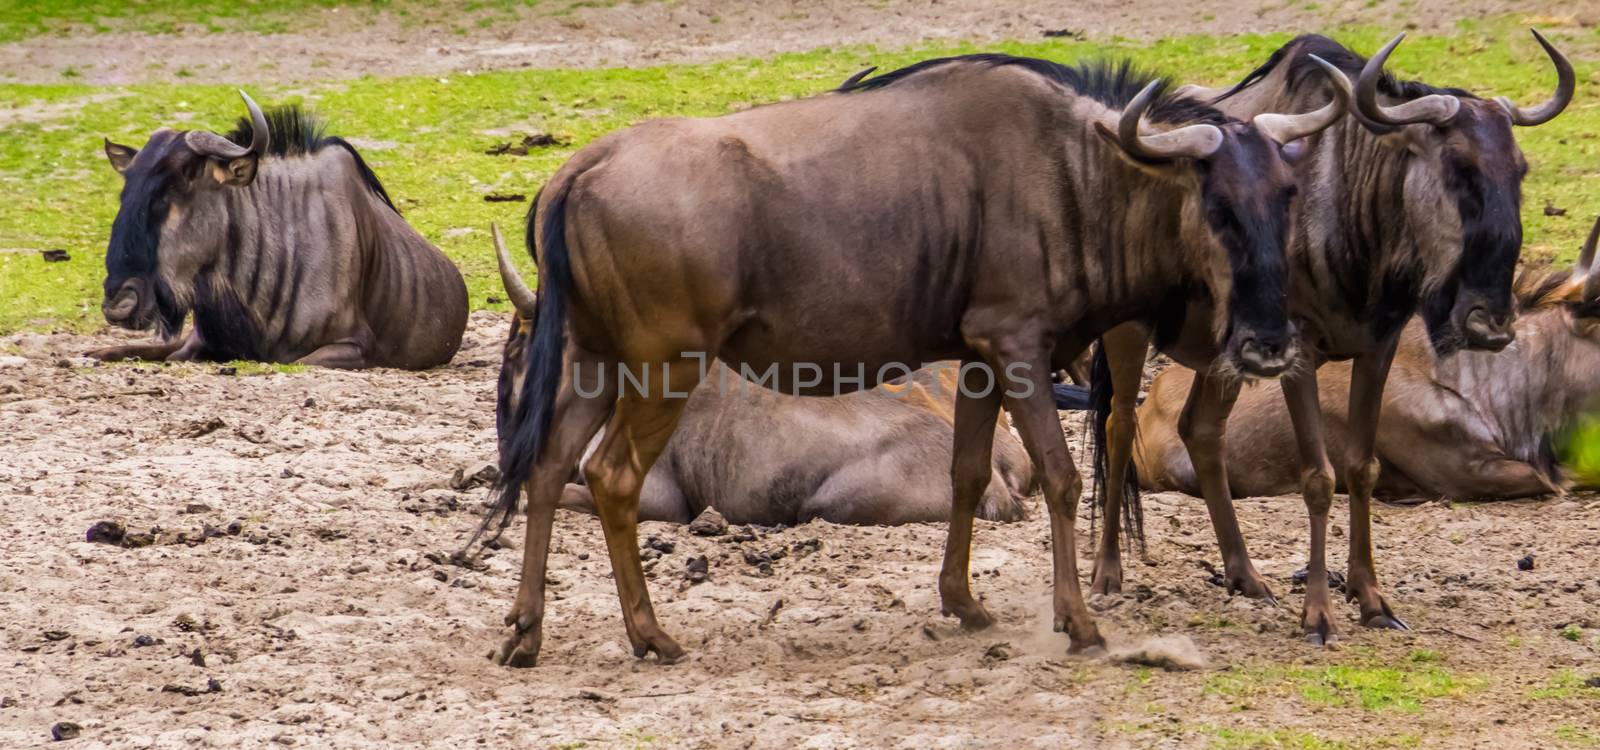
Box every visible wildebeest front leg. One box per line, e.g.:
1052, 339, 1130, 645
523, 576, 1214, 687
1090, 325, 1150, 596
1343, 339, 1408, 631
498, 352, 618, 668
1002, 349, 1104, 652
938, 360, 1005, 631
87, 328, 195, 362
1281, 364, 1338, 646
1178, 370, 1275, 602
583, 358, 701, 663
294, 341, 369, 369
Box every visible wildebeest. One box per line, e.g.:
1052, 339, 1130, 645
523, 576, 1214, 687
1137, 217, 1600, 500
481, 53, 1348, 667
92, 92, 468, 369
495, 225, 1036, 524
1086, 32, 1572, 644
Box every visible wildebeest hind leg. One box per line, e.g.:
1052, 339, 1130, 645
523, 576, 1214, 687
295, 341, 368, 369
1343, 343, 1408, 632
938, 361, 1004, 631
1177, 370, 1275, 602
998, 348, 1105, 652
583, 358, 701, 663
1090, 327, 1149, 597
498, 352, 618, 668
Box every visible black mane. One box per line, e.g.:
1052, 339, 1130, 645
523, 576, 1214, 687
1217, 34, 1477, 104
839, 53, 1232, 125
225, 104, 397, 213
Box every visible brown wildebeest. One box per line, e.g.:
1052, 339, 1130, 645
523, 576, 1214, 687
1086, 32, 1573, 644
92, 93, 468, 369
1137, 218, 1600, 500
480, 53, 1349, 667
493, 225, 1037, 524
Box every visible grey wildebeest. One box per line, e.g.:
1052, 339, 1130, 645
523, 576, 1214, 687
1085, 32, 1573, 644
494, 226, 1037, 524
92, 92, 468, 369
1137, 218, 1600, 500
479, 54, 1350, 667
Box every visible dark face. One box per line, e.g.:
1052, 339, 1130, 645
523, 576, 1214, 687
1419, 100, 1528, 354
496, 312, 534, 450
1198, 124, 1300, 377
102, 129, 208, 337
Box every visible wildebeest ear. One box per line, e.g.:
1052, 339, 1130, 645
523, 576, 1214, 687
104, 138, 137, 175
210, 155, 260, 187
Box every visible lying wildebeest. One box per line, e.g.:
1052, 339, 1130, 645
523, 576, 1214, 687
493, 227, 1036, 524
92, 92, 468, 369
1086, 32, 1572, 644
1137, 217, 1600, 500
479, 52, 1349, 667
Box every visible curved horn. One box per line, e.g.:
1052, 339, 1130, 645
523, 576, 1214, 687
239, 89, 269, 155
1116, 79, 1224, 162
1356, 34, 1461, 128
1582, 216, 1600, 303
839, 66, 877, 89
183, 90, 271, 161
493, 222, 538, 316
1251, 54, 1352, 144
1493, 29, 1574, 127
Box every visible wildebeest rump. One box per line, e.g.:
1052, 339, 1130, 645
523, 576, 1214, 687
1086, 32, 1572, 645
483, 54, 1347, 667
93, 92, 468, 369
492, 225, 1037, 525
1137, 217, 1600, 501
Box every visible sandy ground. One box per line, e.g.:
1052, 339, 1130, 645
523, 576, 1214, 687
2, 313, 1598, 748
4, 2, 1600, 747
0, 0, 1586, 85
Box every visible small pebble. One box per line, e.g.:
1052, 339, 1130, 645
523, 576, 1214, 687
1517, 554, 1535, 571
51, 722, 80, 741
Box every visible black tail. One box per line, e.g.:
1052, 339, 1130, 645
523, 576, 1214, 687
465, 182, 577, 553
1088, 344, 1145, 554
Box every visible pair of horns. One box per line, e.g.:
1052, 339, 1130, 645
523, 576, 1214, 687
494, 223, 538, 316
1111, 54, 1350, 162
1356, 30, 1573, 130
184, 90, 270, 161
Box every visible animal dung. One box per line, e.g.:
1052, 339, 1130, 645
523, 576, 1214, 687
484, 133, 568, 156
40, 249, 69, 262
483, 192, 526, 203
688, 506, 728, 536
1517, 553, 1536, 571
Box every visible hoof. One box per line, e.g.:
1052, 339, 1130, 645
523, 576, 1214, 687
1089, 572, 1122, 598
1304, 632, 1339, 648
1260, 594, 1280, 609
497, 634, 541, 668
1066, 630, 1107, 655
1362, 614, 1409, 631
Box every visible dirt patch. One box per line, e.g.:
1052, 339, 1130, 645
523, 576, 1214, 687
1, 315, 1597, 747
0, 0, 1584, 85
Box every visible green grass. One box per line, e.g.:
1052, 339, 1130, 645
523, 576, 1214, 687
0, 0, 576, 42
1529, 670, 1598, 700
1206, 726, 1420, 750
2, 19, 1598, 337
1206, 662, 1485, 713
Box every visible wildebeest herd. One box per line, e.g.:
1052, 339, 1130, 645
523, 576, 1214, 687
91, 31, 1583, 666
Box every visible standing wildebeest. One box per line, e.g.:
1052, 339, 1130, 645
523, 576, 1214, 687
494, 225, 1037, 525
481, 54, 1350, 667
92, 92, 468, 369
1086, 32, 1572, 645
1137, 218, 1600, 500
